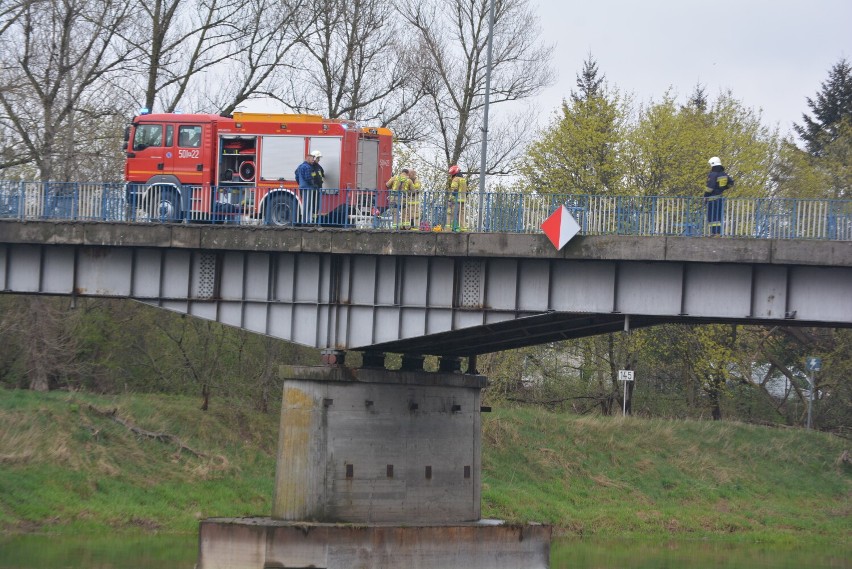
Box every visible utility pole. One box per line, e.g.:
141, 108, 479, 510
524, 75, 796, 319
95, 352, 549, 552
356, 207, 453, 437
477, 0, 496, 232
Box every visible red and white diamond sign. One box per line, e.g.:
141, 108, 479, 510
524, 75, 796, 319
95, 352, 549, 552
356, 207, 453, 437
541, 205, 580, 250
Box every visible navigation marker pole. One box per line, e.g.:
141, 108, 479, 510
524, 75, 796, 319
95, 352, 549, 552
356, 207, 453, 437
617, 370, 634, 417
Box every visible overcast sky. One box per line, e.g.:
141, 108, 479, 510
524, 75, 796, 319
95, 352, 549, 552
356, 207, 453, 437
529, 0, 852, 137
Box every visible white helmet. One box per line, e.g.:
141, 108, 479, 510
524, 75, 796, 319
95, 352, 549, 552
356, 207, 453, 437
708, 156, 722, 167
311, 150, 322, 158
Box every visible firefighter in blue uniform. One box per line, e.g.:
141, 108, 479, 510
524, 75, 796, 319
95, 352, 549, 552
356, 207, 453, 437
309, 150, 324, 222
295, 152, 318, 223
705, 156, 734, 235
310, 150, 324, 190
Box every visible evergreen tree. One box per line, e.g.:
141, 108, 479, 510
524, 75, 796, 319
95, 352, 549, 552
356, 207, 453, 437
522, 54, 626, 195
685, 82, 708, 113
572, 53, 605, 102
794, 57, 852, 156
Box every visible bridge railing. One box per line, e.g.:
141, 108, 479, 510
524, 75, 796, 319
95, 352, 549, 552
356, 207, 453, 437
1, 181, 850, 241
0, 181, 129, 222
470, 193, 852, 240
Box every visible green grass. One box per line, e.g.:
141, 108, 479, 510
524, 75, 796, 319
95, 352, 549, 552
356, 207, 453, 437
0, 390, 277, 534
0, 390, 849, 544
481, 408, 850, 543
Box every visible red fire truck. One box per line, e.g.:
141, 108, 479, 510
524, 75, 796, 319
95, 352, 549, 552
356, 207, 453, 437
124, 111, 393, 225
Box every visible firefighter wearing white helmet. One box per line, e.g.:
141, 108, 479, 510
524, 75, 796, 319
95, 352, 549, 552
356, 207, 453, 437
310, 150, 324, 191
705, 156, 734, 236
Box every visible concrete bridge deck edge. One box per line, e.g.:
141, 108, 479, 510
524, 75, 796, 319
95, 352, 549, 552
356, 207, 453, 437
1, 220, 849, 267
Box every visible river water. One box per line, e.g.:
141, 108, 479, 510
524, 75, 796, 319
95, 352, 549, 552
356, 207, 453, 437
0, 534, 848, 568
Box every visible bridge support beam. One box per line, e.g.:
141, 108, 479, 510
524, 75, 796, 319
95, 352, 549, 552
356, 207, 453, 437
198, 365, 551, 568
361, 351, 386, 369
439, 355, 464, 373
400, 353, 425, 371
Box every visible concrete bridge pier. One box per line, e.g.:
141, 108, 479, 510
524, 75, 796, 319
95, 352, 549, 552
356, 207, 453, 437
197, 365, 551, 569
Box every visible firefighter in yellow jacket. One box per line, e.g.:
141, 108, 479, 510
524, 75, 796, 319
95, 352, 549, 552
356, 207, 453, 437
385, 168, 412, 228
448, 165, 467, 231
405, 169, 422, 229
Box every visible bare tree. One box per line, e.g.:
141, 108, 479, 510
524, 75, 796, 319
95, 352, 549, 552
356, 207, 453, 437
213, 0, 309, 116
0, 0, 134, 180
398, 0, 553, 176
283, 0, 426, 134
136, 316, 230, 410
123, 0, 315, 116
0, 0, 32, 174
0, 297, 82, 391
125, 0, 246, 113
0, 0, 26, 37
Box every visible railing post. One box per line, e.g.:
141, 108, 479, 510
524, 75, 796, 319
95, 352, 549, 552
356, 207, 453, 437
790, 199, 798, 239
100, 183, 106, 221
827, 200, 837, 240
515, 192, 523, 233
73, 182, 79, 221
183, 185, 190, 224
18, 181, 24, 221
650, 196, 657, 236
754, 198, 763, 238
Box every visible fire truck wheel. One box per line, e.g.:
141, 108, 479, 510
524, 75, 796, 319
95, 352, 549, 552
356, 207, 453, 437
265, 194, 296, 226
147, 187, 180, 222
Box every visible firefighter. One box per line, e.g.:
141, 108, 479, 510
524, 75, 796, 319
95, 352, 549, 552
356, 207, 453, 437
406, 169, 422, 229
295, 152, 316, 223
705, 156, 734, 236
448, 165, 468, 232
310, 150, 324, 190
385, 168, 412, 229
308, 150, 325, 222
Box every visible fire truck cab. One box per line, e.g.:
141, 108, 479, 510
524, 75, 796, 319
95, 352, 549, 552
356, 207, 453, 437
124, 111, 393, 225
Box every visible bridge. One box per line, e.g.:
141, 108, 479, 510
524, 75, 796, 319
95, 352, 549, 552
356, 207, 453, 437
0, 219, 850, 362
2, 192, 851, 569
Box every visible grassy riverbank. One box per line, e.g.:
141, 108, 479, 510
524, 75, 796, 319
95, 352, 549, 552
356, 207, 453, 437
0, 389, 848, 544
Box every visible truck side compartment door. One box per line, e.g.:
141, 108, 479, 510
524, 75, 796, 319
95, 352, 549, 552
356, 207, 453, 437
307, 136, 343, 214
357, 138, 379, 190
307, 137, 343, 192
259, 135, 304, 183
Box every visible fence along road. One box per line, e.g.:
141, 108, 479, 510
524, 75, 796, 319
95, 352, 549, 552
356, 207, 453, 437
1, 181, 851, 240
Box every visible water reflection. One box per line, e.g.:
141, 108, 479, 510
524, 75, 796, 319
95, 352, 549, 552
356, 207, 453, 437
0, 534, 848, 569
552, 537, 850, 569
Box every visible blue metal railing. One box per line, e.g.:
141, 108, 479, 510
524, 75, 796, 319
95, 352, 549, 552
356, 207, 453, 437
1, 181, 850, 241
